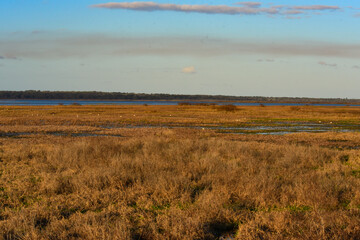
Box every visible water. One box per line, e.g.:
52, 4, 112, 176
1, 100, 358, 136
0, 131, 123, 138
0, 99, 359, 107
118, 123, 359, 135
0, 99, 174, 106
1, 121, 358, 138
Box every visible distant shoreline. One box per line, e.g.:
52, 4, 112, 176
0, 91, 359, 105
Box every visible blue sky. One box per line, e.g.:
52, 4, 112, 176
1, 0, 360, 98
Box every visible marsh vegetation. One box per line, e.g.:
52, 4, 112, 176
0, 105, 359, 239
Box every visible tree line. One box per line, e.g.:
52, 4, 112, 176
0, 90, 358, 104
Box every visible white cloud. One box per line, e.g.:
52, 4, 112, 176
182, 66, 196, 74
2, 35, 360, 59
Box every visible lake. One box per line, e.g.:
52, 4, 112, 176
0, 99, 359, 106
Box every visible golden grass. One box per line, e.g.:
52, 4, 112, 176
0, 105, 359, 128
0, 105, 359, 239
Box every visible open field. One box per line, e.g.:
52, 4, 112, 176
0, 105, 360, 239
0, 104, 359, 135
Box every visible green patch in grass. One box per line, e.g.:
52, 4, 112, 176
287, 205, 312, 213
340, 155, 350, 164
340, 200, 351, 209
92, 208, 103, 213
127, 202, 137, 209
150, 203, 170, 211
177, 202, 191, 210
351, 170, 360, 178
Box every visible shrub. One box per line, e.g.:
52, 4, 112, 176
217, 104, 237, 112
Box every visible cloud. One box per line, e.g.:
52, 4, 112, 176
354, 13, 360, 18
2, 35, 360, 59
182, 66, 196, 74
91, 2, 342, 17
283, 10, 304, 15
90, 2, 279, 15
5, 55, 18, 60
31, 30, 47, 35
291, 5, 340, 11
353, 65, 360, 69
257, 59, 275, 62
318, 61, 337, 67
0, 54, 19, 60
234, 2, 261, 8
285, 16, 303, 20
347, 6, 360, 10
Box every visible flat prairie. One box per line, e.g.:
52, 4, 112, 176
0, 105, 359, 239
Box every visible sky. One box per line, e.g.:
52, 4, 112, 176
1, 0, 360, 98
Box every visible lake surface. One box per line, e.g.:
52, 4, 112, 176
0, 99, 359, 107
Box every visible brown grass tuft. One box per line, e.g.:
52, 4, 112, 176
217, 104, 237, 112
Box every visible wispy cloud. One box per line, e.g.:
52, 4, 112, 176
285, 16, 303, 20
0, 54, 19, 60
182, 66, 196, 74
257, 59, 275, 62
31, 30, 47, 35
353, 65, 360, 69
318, 61, 337, 67
345, 7, 360, 18
90, 2, 280, 15
283, 10, 304, 15
2, 35, 360, 59
291, 5, 340, 11
91, 2, 342, 17
234, 2, 261, 8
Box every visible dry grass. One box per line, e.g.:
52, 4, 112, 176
0, 105, 359, 239
0, 133, 360, 239
0, 105, 359, 128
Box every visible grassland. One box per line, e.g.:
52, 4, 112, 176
0, 105, 359, 239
